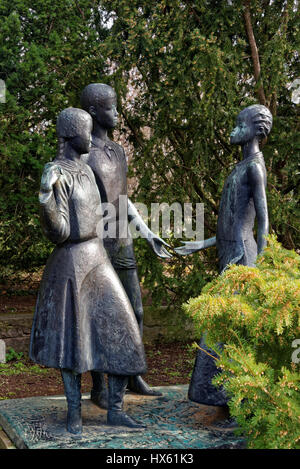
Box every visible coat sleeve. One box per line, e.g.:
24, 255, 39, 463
39, 167, 73, 244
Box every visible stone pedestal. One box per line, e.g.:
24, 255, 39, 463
0, 385, 244, 449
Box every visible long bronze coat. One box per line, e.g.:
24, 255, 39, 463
29, 158, 147, 375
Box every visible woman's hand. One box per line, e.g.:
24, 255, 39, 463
40, 163, 64, 193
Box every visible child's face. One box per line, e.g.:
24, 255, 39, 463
93, 95, 118, 129
230, 112, 255, 145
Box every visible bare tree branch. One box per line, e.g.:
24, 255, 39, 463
48, 18, 55, 35
75, 1, 85, 20
243, 0, 267, 106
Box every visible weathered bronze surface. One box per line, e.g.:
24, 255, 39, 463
30, 107, 147, 433
81, 83, 171, 400
176, 105, 273, 406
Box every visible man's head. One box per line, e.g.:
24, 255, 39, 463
80, 83, 118, 130
230, 104, 273, 145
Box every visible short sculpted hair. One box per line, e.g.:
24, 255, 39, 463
56, 107, 92, 138
240, 104, 273, 140
55, 107, 92, 159
80, 83, 116, 112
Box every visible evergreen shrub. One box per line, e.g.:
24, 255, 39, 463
184, 235, 300, 449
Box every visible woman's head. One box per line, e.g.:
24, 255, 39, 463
230, 104, 273, 145
56, 107, 93, 156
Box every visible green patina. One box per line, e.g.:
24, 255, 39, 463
0, 385, 244, 449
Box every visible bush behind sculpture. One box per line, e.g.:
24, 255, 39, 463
184, 236, 300, 449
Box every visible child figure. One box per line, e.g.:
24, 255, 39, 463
175, 104, 273, 406
80, 83, 170, 405
29, 107, 147, 433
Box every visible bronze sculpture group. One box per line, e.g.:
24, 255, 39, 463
29, 82, 272, 434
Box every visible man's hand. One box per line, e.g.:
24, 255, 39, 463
128, 199, 172, 258
147, 234, 172, 259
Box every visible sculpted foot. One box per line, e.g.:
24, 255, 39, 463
91, 389, 108, 409
128, 375, 162, 396
107, 410, 146, 429
67, 407, 82, 434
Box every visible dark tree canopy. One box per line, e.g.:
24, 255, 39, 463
0, 0, 109, 267
99, 0, 300, 305
0, 0, 299, 305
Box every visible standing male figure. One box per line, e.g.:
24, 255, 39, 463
81, 83, 172, 407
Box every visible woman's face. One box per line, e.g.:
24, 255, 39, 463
69, 118, 92, 154
230, 112, 255, 145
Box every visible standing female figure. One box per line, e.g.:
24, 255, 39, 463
176, 104, 273, 406
30, 107, 147, 433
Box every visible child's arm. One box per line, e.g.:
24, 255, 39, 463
127, 199, 172, 258
174, 237, 216, 255
248, 162, 269, 254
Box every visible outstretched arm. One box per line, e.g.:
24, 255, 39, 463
248, 163, 269, 254
174, 236, 216, 255
128, 199, 172, 258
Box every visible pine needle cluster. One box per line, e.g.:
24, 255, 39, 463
184, 235, 300, 449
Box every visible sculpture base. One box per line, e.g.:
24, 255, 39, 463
0, 385, 244, 449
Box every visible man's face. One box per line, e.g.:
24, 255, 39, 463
230, 112, 255, 145
93, 96, 118, 129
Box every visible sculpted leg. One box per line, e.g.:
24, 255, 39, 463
88, 267, 155, 408
61, 368, 82, 434
90, 370, 108, 409
116, 268, 162, 397
188, 337, 228, 407
107, 374, 146, 428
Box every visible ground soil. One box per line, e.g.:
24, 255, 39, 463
0, 341, 195, 400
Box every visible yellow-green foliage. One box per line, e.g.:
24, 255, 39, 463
184, 236, 300, 449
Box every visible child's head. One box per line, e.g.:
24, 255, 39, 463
230, 104, 273, 145
56, 107, 92, 157
80, 83, 118, 130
